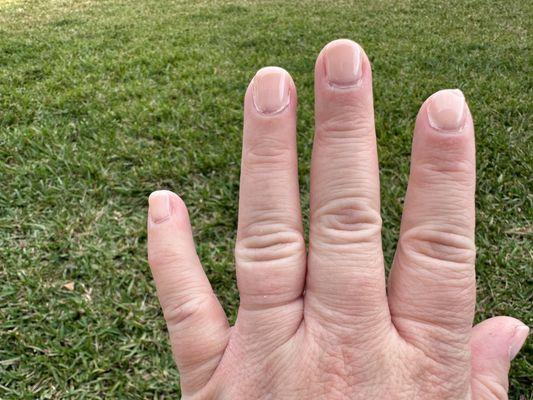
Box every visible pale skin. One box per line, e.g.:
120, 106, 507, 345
146, 40, 529, 399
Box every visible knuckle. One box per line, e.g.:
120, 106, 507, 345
316, 109, 374, 142
400, 225, 476, 268
236, 225, 305, 265
472, 376, 508, 400
413, 159, 474, 188
312, 196, 382, 246
147, 247, 186, 270
243, 137, 291, 172
163, 293, 214, 329
235, 224, 305, 306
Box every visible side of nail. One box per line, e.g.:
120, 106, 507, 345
149, 191, 171, 223
509, 325, 529, 360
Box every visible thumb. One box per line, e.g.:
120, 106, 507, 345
147, 191, 229, 394
471, 316, 529, 399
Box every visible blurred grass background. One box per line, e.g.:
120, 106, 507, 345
0, 0, 531, 398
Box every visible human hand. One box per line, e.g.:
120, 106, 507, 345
146, 39, 529, 399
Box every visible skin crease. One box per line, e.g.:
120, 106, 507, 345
146, 39, 529, 399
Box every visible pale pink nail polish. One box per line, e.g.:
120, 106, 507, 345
427, 89, 466, 132
509, 325, 529, 360
149, 191, 171, 223
252, 67, 290, 115
324, 39, 363, 87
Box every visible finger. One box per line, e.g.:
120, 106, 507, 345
235, 67, 305, 341
471, 317, 529, 399
147, 190, 229, 395
388, 90, 476, 360
306, 39, 389, 332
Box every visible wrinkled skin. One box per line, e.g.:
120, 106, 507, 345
146, 40, 529, 399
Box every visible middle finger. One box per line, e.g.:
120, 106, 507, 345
305, 40, 389, 335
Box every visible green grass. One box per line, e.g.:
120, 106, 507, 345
0, 0, 531, 398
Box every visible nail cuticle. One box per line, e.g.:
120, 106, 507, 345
428, 118, 466, 134
326, 79, 364, 91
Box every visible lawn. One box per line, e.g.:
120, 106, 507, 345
0, 0, 531, 398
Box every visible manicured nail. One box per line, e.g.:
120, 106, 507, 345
252, 67, 290, 115
149, 191, 171, 223
324, 39, 363, 87
427, 89, 466, 132
509, 325, 529, 360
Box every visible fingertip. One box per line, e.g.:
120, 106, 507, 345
471, 316, 529, 398
416, 89, 474, 137
252, 66, 294, 86
411, 89, 476, 175
315, 38, 371, 91
472, 316, 529, 361
148, 190, 188, 225
427, 89, 466, 132
148, 190, 171, 224
245, 66, 296, 117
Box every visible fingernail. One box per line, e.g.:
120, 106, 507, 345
252, 67, 290, 115
509, 325, 529, 360
324, 39, 363, 87
149, 191, 171, 223
427, 89, 466, 132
